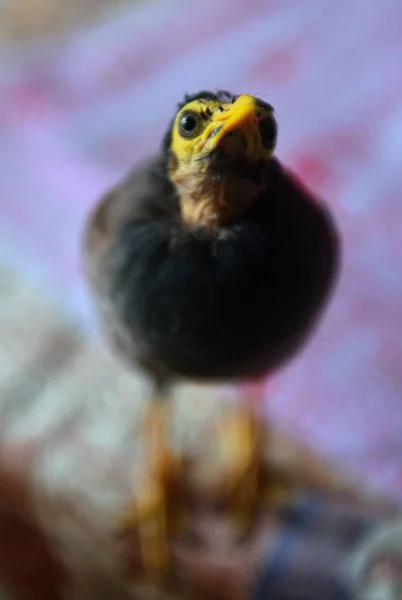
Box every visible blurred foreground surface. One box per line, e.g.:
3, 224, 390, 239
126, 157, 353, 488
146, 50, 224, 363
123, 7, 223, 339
0, 0, 402, 498
0, 258, 397, 600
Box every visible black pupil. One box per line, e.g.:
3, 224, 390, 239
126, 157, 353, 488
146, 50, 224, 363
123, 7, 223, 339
181, 114, 197, 132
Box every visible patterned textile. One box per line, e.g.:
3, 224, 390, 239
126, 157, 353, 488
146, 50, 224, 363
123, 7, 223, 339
0, 259, 396, 598
1, 1, 402, 597
1, 0, 402, 499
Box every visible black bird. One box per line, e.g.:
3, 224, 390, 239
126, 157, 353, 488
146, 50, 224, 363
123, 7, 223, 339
83, 90, 340, 570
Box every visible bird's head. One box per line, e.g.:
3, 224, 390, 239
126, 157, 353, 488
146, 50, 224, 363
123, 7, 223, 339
164, 91, 278, 229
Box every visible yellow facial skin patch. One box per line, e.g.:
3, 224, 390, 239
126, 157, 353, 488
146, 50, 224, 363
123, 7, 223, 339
168, 93, 277, 228
170, 94, 276, 165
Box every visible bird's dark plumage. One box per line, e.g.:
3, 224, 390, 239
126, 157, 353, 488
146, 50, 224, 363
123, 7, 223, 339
83, 91, 339, 386
82, 90, 340, 571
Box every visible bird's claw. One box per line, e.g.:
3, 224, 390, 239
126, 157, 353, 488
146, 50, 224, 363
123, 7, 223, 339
118, 401, 292, 574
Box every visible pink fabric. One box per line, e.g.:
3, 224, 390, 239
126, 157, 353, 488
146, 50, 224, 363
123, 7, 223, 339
1, 0, 402, 497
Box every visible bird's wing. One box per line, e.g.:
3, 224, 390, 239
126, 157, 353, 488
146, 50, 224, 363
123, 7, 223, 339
83, 156, 166, 268
81, 155, 176, 378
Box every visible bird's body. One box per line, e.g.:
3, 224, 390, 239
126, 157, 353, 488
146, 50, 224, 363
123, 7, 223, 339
85, 155, 337, 385
82, 90, 340, 571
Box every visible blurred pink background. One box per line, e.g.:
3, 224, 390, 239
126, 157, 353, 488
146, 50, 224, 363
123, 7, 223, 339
1, 0, 402, 497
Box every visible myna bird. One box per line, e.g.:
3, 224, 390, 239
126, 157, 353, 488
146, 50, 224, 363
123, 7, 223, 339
83, 91, 339, 571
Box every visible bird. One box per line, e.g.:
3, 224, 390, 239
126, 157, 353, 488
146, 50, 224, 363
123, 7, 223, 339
82, 90, 340, 571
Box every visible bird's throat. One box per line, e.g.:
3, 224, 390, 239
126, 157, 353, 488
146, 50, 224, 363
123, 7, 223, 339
175, 173, 262, 229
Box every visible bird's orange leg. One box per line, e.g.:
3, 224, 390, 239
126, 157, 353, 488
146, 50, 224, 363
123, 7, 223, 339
118, 396, 179, 574
214, 402, 262, 537
215, 382, 291, 535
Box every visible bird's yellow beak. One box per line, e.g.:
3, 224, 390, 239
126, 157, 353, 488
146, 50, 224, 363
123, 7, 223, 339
209, 94, 258, 153
190, 94, 268, 160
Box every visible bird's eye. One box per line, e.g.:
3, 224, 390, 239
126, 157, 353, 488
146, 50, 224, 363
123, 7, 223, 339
258, 117, 278, 149
178, 111, 200, 138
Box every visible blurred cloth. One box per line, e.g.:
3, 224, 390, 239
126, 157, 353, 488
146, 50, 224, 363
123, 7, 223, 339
0, 0, 402, 505
0, 0, 128, 43
0, 258, 397, 599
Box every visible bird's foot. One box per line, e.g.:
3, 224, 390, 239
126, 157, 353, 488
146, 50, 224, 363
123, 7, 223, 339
118, 402, 180, 574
